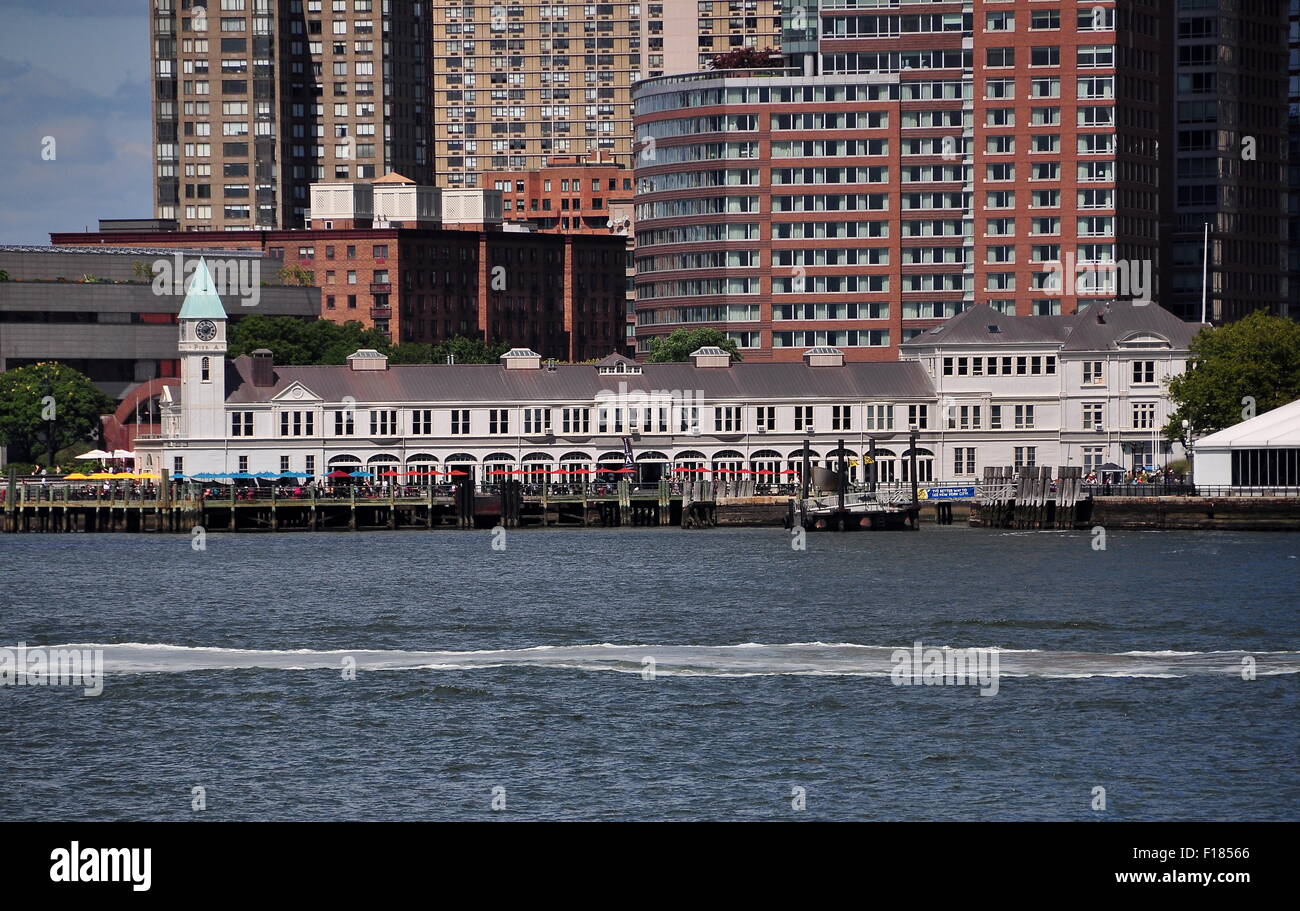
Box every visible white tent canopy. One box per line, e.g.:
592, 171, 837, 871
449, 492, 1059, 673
1196, 399, 1300, 450
1194, 398, 1300, 487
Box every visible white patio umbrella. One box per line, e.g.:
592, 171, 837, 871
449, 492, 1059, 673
76, 449, 112, 459
112, 450, 136, 460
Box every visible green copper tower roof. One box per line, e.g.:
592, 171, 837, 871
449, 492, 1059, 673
178, 258, 228, 320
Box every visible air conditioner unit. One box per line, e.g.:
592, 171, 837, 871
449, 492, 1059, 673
1094, 423, 1104, 433
756, 426, 767, 434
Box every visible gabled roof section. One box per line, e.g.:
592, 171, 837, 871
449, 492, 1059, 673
372, 172, 416, 185
901, 304, 1069, 347
1060, 301, 1201, 351
269, 379, 322, 403
901, 301, 1201, 352
178, 258, 227, 320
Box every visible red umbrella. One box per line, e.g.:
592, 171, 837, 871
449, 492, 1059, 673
780, 469, 800, 475
380, 470, 401, 477
447, 469, 469, 476
613, 467, 636, 474
755, 469, 775, 476
326, 469, 351, 479
568, 468, 594, 475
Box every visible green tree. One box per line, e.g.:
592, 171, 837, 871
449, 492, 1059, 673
227, 314, 392, 364
431, 336, 511, 364
389, 337, 510, 364
1166, 310, 1300, 438
645, 328, 741, 363
0, 363, 114, 466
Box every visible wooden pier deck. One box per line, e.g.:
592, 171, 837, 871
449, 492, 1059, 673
2, 477, 723, 534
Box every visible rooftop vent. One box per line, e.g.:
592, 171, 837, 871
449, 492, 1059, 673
690, 346, 732, 368
501, 347, 543, 369
347, 348, 389, 371
802, 346, 845, 367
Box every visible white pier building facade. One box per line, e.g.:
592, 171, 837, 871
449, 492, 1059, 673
139, 261, 1201, 486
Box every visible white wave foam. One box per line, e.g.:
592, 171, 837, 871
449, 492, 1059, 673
3, 641, 1296, 681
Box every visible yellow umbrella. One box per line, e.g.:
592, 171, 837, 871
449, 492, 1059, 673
88, 472, 115, 480
134, 473, 160, 480
65, 473, 89, 480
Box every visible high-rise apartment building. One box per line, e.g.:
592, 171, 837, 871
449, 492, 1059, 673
430, 0, 783, 187
632, 0, 1173, 360
1169, 0, 1289, 325
150, 0, 433, 231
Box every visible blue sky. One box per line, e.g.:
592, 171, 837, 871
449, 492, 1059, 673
0, 0, 150, 244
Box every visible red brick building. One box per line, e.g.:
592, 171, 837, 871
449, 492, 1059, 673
482, 155, 634, 234
51, 221, 626, 363
482, 155, 637, 353
631, 0, 1172, 362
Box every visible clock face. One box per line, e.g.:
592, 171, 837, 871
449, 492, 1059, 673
195, 319, 218, 342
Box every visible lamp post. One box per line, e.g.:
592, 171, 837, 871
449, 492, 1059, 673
908, 424, 919, 505
1182, 418, 1194, 488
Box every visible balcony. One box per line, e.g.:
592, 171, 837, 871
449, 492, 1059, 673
370, 306, 393, 320
370, 282, 392, 294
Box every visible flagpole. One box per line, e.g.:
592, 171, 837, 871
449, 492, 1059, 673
1200, 222, 1209, 324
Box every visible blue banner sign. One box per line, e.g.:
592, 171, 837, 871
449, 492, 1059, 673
922, 486, 977, 501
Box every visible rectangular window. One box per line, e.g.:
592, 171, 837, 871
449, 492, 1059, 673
451, 409, 470, 435
561, 407, 589, 434
412, 409, 433, 435
368, 409, 397, 436
755, 406, 776, 432
831, 405, 853, 432
522, 407, 551, 435
907, 404, 928, 430
1132, 360, 1156, 384
864, 404, 893, 431
231, 411, 254, 436
714, 406, 740, 433
333, 409, 355, 435
1014, 405, 1035, 430
1083, 360, 1105, 385
1083, 402, 1105, 430
1133, 402, 1157, 429
489, 409, 510, 434
953, 448, 976, 476
1014, 447, 1037, 470
793, 405, 813, 432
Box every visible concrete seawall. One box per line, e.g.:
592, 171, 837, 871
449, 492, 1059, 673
1085, 497, 1300, 531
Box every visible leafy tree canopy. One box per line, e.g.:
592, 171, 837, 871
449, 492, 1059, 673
230, 314, 512, 365
645, 328, 742, 363
1166, 310, 1300, 438
392, 336, 511, 364
0, 362, 114, 466
227, 314, 392, 365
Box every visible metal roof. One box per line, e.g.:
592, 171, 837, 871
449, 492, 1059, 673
178, 259, 228, 321
901, 301, 1200, 351
224, 358, 936, 405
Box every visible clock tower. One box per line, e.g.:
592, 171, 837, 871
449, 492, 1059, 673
178, 258, 228, 440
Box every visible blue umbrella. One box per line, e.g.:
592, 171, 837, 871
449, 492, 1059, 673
254, 471, 280, 479
230, 471, 255, 480
278, 471, 306, 478
349, 470, 372, 478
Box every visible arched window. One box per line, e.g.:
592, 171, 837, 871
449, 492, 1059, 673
200, 357, 210, 382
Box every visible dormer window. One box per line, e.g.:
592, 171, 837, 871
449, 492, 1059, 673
595, 353, 642, 375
